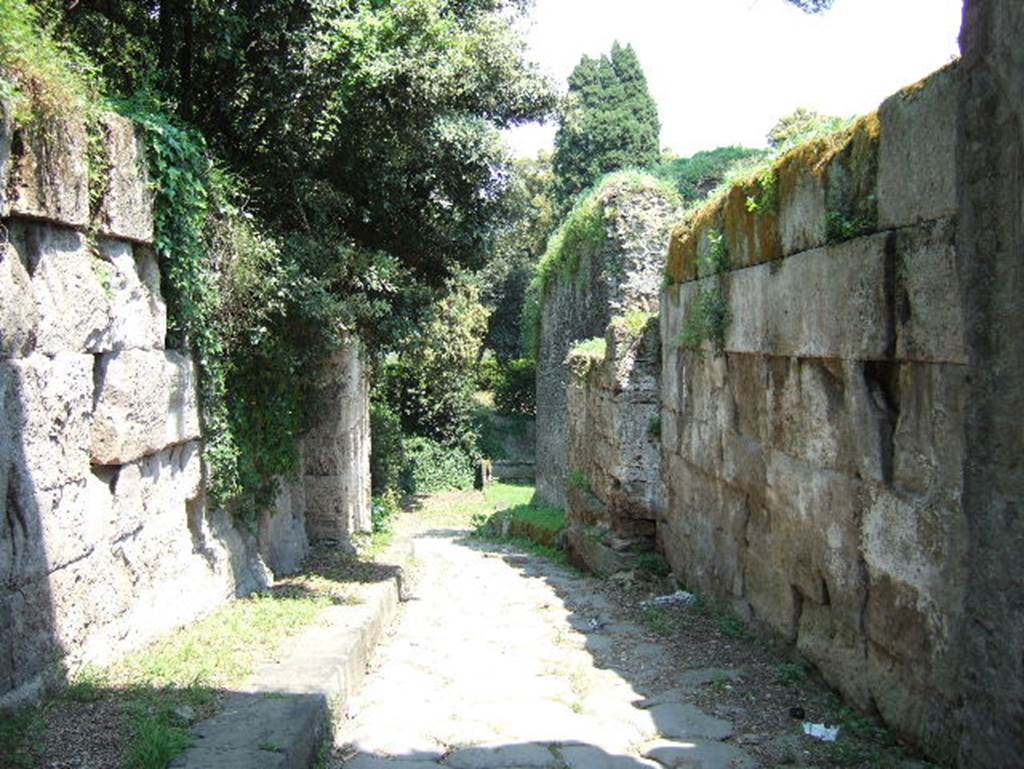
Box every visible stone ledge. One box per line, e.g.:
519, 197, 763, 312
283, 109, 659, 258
171, 576, 401, 769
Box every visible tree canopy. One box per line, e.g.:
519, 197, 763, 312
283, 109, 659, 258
552, 42, 661, 205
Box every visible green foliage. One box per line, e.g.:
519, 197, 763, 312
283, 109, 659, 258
370, 401, 405, 495
0, 0, 97, 121
568, 469, 590, 492
826, 207, 878, 244
379, 278, 491, 457
566, 337, 607, 378
124, 707, 191, 769
745, 168, 779, 215
767, 107, 852, 152
611, 309, 654, 339
641, 607, 674, 636
647, 415, 661, 441
678, 230, 731, 358
652, 146, 767, 206
523, 170, 678, 358
371, 490, 402, 536
0, 704, 44, 768
634, 551, 671, 578
493, 358, 537, 417
401, 437, 475, 494
553, 41, 661, 204
775, 662, 810, 686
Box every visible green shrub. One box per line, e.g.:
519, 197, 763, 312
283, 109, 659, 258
401, 437, 475, 494
476, 353, 503, 392
370, 401, 405, 495
371, 490, 402, 535
493, 358, 536, 416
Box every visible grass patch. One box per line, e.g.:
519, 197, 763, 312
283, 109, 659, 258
641, 607, 674, 636
0, 706, 45, 768
775, 662, 810, 686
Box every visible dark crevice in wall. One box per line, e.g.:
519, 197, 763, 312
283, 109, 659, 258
5, 470, 25, 560
863, 360, 899, 485
883, 230, 899, 360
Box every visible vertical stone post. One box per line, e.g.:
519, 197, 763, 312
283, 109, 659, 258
302, 337, 372, 547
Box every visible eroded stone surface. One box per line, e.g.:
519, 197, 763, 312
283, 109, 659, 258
93, 113, 154, 243
91, 349, 201, 465
7, 114, 89, 228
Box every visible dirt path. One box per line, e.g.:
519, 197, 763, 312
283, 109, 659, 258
331, 499, 926, 769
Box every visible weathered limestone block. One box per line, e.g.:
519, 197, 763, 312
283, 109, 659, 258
796, 608, 871, 710
259, 479, 309, 577
0, 99, 11, 216
776, 150, 827, 257
763, 450, 867, 632
1, 353, 93, 493
91, 350, 200, 465
894, 218, 965, 364
0, 239, 39, 357
878, 63, 959, 229
728, 233, 892, 360
93, 113, 154, 244
9, 223, 112, 355
660, 458, 749, 600
7, 114, 89, 228
95, 239, 166, 351
302, 341, 371, 545
892, 363, 966, 501
863, 485, 968, 659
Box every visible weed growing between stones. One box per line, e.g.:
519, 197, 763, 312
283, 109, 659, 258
677, 229, 732, 357
566, 337, 607, 378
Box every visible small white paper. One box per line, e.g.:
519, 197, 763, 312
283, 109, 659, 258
802, 722, 840, 742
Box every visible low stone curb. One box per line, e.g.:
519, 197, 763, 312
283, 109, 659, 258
171, 574, 403, 769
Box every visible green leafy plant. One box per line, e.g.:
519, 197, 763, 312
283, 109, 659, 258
775, 662, 810, 686
493, 358, 537, 417
566, 336, 607, 378
677, 229, 731, 357
646, 415, 662, 441
745, 168, 779, 215
400, 437, 475, 495
826, 206, 877, 244
568, 469, 590, 492
634, 551, 671, 577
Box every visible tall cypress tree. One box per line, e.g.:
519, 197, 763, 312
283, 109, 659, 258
553, 42, 661, 204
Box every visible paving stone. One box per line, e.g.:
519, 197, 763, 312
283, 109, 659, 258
559, 745, 662, 769
641, 739, 757, 769
346, 756, 443, 769
445, 744, 558, 769
646, 704, 734, 741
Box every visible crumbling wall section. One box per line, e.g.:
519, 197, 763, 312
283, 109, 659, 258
660, 65, 971, 761
535, 176, 678, 509
565, 317, 663, 575
0, 108, 368, 708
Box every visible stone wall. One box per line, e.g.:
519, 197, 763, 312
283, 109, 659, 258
0, 108, 370, 707
658, 64, 982, 762
953, 2, 1024, 764
535, 176, 678, 509
565, 316, 663, 575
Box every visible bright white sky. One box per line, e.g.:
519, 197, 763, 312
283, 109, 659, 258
503, 0, 963, 158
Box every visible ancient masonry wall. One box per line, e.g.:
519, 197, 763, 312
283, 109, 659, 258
534, 178, 678, 509
565, 317, 663, 576
0, 106, 371, 708
659, 65, 977, 761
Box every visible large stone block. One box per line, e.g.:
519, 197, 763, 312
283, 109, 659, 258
0, 239, 39, 358
304, 475, 358, 544
95, 239, 166, 351
93, 113, 154, 244
892, 363, 966, 501
1, 353, 94, 492
763, 450, 867, 631
894, 218, 966, 364
776, 150, 827, 257
862, 484, 968, 658
91, 350, 201, 465
7, 115, 89, 228
877, 64, 959, 230
10, 223, 112, 355
259, 479, 309, 577
796, 606, 871, 710
724, 233, 892, 360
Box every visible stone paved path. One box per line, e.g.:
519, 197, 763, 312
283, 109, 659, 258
332, 527, 757, 769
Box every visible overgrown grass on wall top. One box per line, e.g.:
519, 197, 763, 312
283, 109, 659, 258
522, 170, 680, 358
664, 112, 879, 287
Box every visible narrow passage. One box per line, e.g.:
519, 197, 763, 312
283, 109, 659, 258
332, 503, 757, 769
